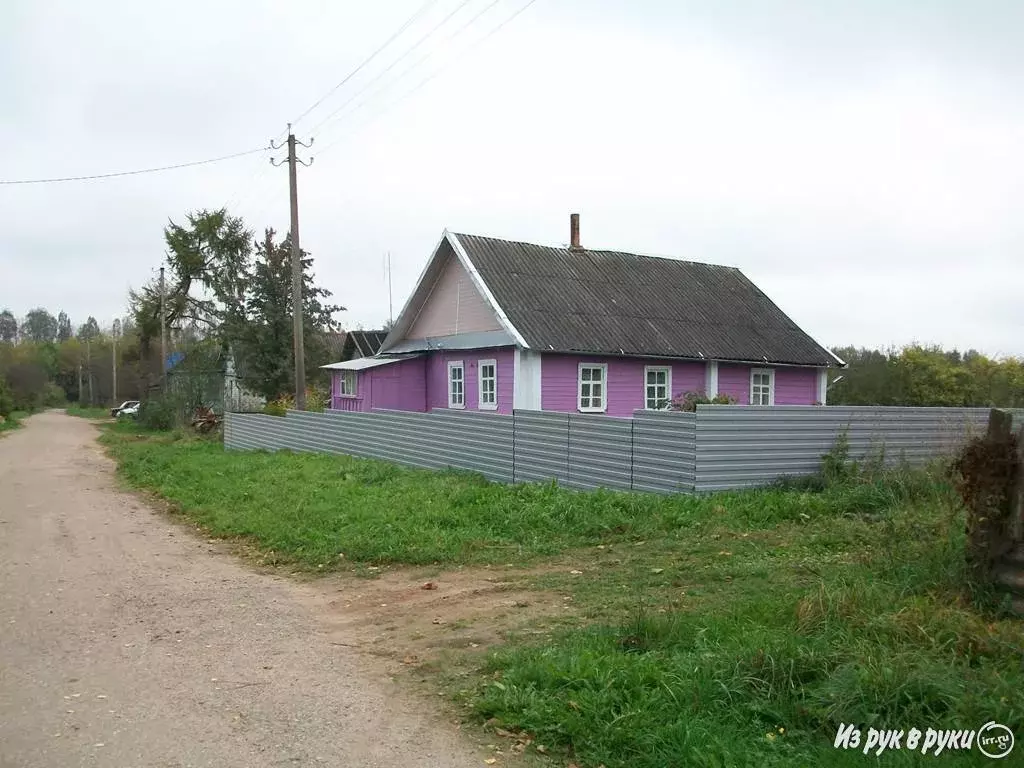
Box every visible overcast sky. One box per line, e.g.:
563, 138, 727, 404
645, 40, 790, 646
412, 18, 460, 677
2, 0, 1022, 356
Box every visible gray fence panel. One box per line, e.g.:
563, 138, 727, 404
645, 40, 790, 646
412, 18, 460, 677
426, 409, 514, 482
228, 405, 998, 496
565, 414, 634, 491
224, 412, 305, 452
513, 410, 569, 484
694, 405, 991, 492
631, 411, 696, 494
226, 409, 515, 483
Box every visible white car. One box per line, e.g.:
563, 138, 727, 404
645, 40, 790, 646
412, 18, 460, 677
111, 400, 140, 418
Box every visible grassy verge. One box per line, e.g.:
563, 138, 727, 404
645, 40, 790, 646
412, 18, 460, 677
467, 506, 1022, 767
66, 405, 113, 419
0, 410, 29, 435
98, 428, 1022, 766
99, 428, 942, 569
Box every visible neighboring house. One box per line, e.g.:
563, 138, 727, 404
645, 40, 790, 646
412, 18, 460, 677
323, 216, 843, 416
164, 348, 265, 413
339, 329, 388, 361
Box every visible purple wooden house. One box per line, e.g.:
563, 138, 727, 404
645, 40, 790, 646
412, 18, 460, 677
323, 216, 843, 416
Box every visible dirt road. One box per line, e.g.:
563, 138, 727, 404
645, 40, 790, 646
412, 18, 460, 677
0, 412, 483, 768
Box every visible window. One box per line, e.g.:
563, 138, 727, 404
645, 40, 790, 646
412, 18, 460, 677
750, 368, 775, 405
644, 366, 672, 410
448, 361, 465, 409
339, 371, 357, 397
578, 363, 608, 413
478, 359, 497, 410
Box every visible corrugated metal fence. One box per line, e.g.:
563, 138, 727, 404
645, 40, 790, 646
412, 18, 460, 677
224, 405, 995, 494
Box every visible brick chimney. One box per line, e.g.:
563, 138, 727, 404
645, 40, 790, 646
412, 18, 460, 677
569, 213, 582, 250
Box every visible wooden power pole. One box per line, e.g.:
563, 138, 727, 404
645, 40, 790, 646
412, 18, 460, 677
112, 319, 120, 404
272, 125, 313, 410
159, 266, 167, 389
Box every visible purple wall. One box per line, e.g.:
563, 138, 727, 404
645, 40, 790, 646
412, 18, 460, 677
331, 357, 428, 412
718, 364, 819, 405
425, 347, 515, 413
718, 364, 750, 404
775, 366, 819, 405
541, 354, 707, 417
334, 352, 822, 415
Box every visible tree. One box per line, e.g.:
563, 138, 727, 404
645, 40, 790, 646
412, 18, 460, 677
77, 316, 100, 342
0, 310, 16, 343
237, 229, 344, 400
56, 311, 73, 342
130, 209, 252, 354
22, 308, 57, 343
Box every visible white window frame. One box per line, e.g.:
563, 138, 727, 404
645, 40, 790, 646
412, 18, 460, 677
338, 370, 358, 397
447, 360, 465, 409
750, 368, 775, 406
577, 362, 608, 413
643, 365, 672, 410
478, 358, 497, 411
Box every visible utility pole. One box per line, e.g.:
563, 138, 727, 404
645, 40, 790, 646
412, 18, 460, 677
159, 266, 167, 389
86, 337, 93, 406
112, 319, 120, 404
271, 125, 313, 410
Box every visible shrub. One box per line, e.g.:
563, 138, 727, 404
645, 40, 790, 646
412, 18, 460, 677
138, 397, 177, 431
41, 382, 66, 407
307, 386, 329, 413
264, 387, 328, 416
669, 390, 738, 412
264, 394, 293, 417
0, 376, 12, 419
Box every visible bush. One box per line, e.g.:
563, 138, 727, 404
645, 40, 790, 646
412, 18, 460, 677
0, 376, 12, 419
669, 390, 738, 412
40, 382, 66, 407
138, 397, 177, 431
264, 387, 328, 416
264, 394, 293, 417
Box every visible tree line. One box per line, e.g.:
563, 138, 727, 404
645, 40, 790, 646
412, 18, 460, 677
829, 345, 1024, 407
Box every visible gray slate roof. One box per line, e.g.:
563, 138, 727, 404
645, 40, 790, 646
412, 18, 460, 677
454, 233, 837, 367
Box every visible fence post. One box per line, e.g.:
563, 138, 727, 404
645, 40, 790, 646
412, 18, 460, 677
1013, 422, 1024, 545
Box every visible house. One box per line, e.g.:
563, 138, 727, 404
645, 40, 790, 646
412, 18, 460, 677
162, 347, 265, 413
323, 215, 843, 416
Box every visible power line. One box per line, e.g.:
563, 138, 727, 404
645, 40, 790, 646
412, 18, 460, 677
311, 0, 506, 141
316, 0, 540, 158
289, 0, 443, 128
308, 0, 478, 137
0, 146, 269, 185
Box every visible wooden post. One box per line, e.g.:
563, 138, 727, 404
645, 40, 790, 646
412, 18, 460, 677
1013, 424, 1024, 544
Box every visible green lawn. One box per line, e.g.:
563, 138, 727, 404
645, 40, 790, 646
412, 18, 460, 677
99, 428, 1023, 767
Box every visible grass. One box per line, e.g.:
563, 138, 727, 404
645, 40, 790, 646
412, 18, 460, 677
0, 410, 30, 434
99, 428, 946, 569
97, 427, 1024, 766
468, 506, 1023, 767
65, 404, 114, 419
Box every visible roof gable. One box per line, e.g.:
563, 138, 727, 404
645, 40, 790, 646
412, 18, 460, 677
406, 247, 503, 338
451, 233, 838, 367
